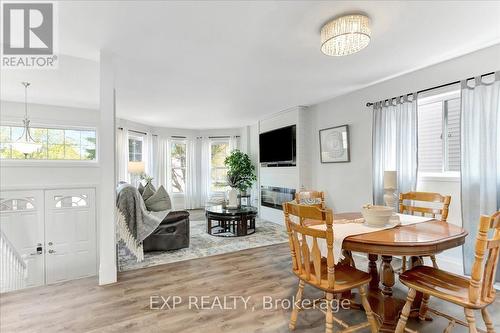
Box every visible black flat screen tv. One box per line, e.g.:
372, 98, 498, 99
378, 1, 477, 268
259, 125, 296, 166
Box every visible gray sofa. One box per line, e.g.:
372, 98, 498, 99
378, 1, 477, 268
117, 184, 190, 252
143, 210, 190, 252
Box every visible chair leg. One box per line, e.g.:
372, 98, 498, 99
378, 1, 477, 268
464, 308, 478, 333
289, 280, 305, 330
395, 288, 416, 333
418, 293, 430, 321
402, 256, 407, 272
325, 292, 334, 333
430, 255, 438, 269
359, 285, 378, 333
480, 308, 495, 333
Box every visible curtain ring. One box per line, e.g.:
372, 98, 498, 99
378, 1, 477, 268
475, 76, 482, 87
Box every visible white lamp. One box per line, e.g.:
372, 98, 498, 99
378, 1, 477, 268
128, 161, 145, 175
128, 161, 145, 186
383, 171, 397, 208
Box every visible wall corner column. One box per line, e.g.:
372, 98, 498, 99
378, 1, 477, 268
98, 49, 117, 285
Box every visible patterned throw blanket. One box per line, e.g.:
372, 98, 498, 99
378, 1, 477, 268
116, 184, 169, 262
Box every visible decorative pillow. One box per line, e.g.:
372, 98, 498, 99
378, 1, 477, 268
145, 185, 172, 212
299, 197, 323, 205
142, 183, 156, 201
138, 182, 145, 195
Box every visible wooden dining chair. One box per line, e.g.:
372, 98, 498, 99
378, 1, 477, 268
283, 202, 378, 333
294, 191, 326, 226
395, 211, 500, 333
399, 191, 451, 270
295, 190, 326, 209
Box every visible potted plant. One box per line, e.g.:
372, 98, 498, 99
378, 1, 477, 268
224, 150, 257, 208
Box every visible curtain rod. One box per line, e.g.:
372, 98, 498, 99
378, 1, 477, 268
208, 135, 241, 139
117, 127, 157, 137
365, 71, 496, 108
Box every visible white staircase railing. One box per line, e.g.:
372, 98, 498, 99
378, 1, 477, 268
0, 230, 27, 293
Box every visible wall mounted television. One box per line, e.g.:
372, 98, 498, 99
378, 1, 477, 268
259, 125, 296, 166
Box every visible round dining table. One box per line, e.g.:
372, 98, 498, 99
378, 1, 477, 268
336, 212, 468, 332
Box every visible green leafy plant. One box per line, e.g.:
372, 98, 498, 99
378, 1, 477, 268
224, 149, 257, 192
139, 173, 153, 184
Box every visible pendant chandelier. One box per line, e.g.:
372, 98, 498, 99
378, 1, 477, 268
11, 82, 42, 155
321, 14, 371, 56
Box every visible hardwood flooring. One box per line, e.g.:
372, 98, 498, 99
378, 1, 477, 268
1, 244, 499, 333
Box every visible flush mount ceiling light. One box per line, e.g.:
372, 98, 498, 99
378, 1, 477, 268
321, 14, 371, 56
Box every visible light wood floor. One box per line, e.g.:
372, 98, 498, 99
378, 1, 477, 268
1, 244, 499, 332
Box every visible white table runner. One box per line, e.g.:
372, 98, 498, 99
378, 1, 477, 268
307, 214, 434, 264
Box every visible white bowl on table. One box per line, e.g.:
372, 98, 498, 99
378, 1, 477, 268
361, 205, 394, 227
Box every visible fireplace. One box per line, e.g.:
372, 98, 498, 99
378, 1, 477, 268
261, 186, 296, 210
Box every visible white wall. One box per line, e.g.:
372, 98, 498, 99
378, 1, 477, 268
258, 106, 312, 224
0, 101, 101, 189
308, 44, 500, 274
310, 44, 500, 213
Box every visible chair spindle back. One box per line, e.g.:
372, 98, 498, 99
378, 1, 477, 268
295, 191, 326, 209
283, 202, 334, 289
469, 211, 500, 305
399, 191, 451, 222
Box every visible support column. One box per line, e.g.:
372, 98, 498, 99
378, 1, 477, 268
98, 49, 117, 285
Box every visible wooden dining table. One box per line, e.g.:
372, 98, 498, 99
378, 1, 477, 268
335, 212, 468, 332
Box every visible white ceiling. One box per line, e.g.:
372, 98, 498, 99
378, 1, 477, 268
1, 1, 500, 129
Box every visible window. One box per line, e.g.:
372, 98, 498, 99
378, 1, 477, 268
417, 89, 460, 174
170, 141, 186, 193
0, 125, 96, 161
128, 135, 143, 162
210, 141, 230, 192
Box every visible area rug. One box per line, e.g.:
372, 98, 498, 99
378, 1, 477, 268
118, 216, 288, 272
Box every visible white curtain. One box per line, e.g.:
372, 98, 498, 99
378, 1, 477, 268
372, 94, 418, 206
185, 139, 200, 209
116, 127, 129, 183
199, 137, 211, 206
145, 134, 154, 178
154, 137, 168, 189
461, 73, 500, 280
229, 135, 240, 151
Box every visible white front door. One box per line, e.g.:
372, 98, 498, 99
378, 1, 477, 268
0, 190, 45, 288
44, 189, 97, 284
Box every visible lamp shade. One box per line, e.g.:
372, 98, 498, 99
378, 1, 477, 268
383, 171, 397, 189
321, 14, 371, 56
128, 161, 145, 175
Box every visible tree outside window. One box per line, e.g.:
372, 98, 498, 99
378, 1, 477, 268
0, 125, 96, 160
170, 141, 186, 193
210, 141, 230, 192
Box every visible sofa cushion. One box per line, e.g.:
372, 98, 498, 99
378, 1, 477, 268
145, 185, 172, 212
142, 183, 156, 201
161, 210, 190, 224
138, 182, 145, 195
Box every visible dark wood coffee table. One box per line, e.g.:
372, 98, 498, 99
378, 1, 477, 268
205, 205, 257, 237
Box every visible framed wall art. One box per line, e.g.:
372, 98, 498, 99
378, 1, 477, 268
319, 125, 350, 163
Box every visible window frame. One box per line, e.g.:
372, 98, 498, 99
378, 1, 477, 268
0, 122, 99, 166
209, 139, 230, 194
128, 134, 145, 163
417, 89, 461, 179
169, 139, 187, 195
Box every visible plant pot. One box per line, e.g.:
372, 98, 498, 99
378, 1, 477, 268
227, 188, 239, 209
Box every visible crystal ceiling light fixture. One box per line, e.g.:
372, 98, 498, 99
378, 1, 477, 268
320, 14, 371, 56
12, 82, 42, 156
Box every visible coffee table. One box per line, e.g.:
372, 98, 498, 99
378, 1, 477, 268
205, 205, 257, 237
